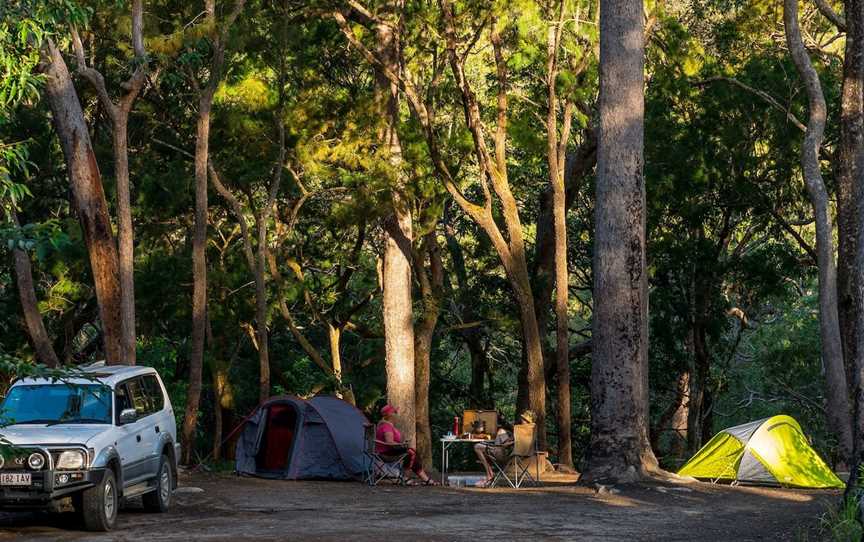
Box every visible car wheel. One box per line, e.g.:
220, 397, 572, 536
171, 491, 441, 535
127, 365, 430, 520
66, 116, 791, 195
81, 467, 118, 531
142, 454, 172, 513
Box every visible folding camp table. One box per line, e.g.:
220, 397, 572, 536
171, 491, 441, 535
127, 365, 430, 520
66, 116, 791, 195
440, 437, 493, 486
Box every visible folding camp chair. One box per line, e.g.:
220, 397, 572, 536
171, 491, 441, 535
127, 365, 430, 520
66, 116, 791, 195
363, 423, 409, 486
486, 423, 542, 488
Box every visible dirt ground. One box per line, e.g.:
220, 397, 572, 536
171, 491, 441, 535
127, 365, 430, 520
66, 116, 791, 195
0, 471, 840, 541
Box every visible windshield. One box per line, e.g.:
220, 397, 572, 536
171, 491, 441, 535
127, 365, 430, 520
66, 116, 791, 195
1, 384, 112, 425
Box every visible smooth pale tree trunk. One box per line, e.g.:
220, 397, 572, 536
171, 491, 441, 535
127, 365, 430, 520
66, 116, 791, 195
382, 209, 416, 446
9, 213, 60, 367
784, 0, 854, 469
42, 42, 123, 364
581, 0, 660, 482
375, 0, 416, 447
328, 325, 342, 383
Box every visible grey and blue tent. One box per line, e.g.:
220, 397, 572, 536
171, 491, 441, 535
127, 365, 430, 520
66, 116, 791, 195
235, 395, 368, 480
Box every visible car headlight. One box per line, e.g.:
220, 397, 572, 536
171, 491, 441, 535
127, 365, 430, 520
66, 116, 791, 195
27, 452, 45, 470
56, 450, 86, 470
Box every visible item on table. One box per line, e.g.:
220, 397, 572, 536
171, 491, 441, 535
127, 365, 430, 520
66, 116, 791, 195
453, 416, 460, 436
471, 419, 486, 437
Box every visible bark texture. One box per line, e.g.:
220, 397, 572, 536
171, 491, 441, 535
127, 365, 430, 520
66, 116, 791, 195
784, 0, 854, 467
42, 42, 123, 365
546, 9, 574, 468
581, 0, 660, 482
70, 0, 147, 364
414, 233, 444, 469
376, 0, 416, 447
838, 0, 864, 391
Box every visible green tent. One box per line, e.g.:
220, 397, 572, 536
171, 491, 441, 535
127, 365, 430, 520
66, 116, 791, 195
677, 415, 843, 489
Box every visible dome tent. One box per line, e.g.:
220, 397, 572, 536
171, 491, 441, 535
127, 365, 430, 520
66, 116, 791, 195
235, 395, 368, 480
677, 415, 843, 488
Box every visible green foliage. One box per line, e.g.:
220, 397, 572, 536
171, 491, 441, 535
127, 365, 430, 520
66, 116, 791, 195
818, 494, 864, 542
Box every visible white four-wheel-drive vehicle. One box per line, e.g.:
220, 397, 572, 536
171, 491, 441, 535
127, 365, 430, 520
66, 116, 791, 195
0, 363, 180, 531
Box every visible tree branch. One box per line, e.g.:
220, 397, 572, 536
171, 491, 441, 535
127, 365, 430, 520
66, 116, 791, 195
812, 0, 846, 31
693, 76, 806, 132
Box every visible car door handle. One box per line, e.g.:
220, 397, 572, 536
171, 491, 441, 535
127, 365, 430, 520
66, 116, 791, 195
155, 426, 160, 433
136, 435, 142, 443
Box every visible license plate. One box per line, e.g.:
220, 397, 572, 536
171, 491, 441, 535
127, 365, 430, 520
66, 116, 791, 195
1, 473, 31, 486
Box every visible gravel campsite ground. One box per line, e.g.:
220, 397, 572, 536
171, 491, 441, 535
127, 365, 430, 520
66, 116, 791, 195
0, 471, 840, 541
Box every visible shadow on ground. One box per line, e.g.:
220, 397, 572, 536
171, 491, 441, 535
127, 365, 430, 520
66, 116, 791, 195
0, 471, 838, 541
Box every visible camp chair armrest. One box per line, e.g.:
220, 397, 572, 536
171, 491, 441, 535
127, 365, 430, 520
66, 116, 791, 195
375, 440, 409, 447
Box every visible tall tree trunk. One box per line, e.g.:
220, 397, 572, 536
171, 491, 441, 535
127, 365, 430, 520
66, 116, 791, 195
42, 42, 123, 364
414, 232, 444, 471
254, 256, 270, 404
375, 0, 416, 447
533, 133, 598, 383
382, 210, 416, 446
9, 213, 60, 367
581, 0, 660, 482
650, 370, 690, 457
113, 120, 137, 364
849, 0, 864, 494
546, 10, 574, 469
181, 0, 245, 464
651, 370, 690, 456
838, 0, 864, 390
183, 96, 211, 464
687, 322, 711, 452
784, 0, 854, 468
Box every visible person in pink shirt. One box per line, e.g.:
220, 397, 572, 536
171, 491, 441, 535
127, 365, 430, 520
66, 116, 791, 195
375, 404, 439, 485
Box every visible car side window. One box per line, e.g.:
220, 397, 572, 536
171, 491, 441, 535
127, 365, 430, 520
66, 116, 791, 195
126, 379, 150, 417
142, 375, 165, 413
115, 383, 132, 422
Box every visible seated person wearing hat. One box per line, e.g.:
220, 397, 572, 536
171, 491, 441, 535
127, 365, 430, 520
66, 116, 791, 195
376, 404, 439, 485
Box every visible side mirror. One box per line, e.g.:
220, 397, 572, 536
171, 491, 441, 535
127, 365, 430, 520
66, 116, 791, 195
119, 408, 137, 425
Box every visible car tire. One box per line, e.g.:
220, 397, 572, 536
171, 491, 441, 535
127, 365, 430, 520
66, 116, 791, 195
142, 454, 172, 513
81, 467, 118, 531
